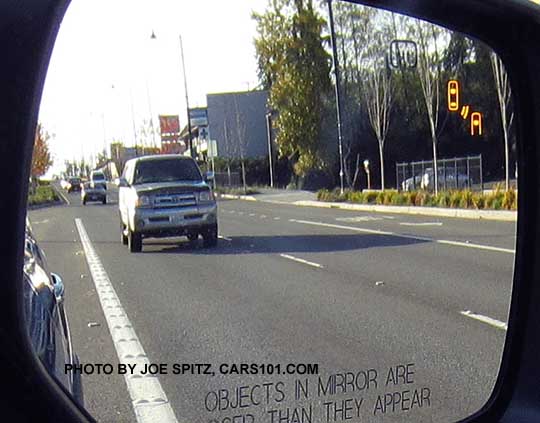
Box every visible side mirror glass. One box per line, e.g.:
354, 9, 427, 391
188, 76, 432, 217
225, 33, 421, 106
50, 273, 64, 304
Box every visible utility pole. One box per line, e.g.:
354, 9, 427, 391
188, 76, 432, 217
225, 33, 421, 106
179, 35, 194, 158
327, 0, 345, 194
266, 112, 275, 188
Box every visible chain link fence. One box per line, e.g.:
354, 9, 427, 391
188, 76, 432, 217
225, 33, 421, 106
214, 171, 241, 187
396, 155, 483, 192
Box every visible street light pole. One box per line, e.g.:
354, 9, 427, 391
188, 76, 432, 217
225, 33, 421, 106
327, 0, 345, 195
364, 159, 371, 190
179, 35, 194, 158
265, 112, 274, 188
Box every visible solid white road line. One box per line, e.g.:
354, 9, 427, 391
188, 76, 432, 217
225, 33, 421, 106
399, 222, 443, 227
218, 235, 233, 241
279, 253, 324, 269
289, 219, 515, 254
56, 187, 71, 205
75, 219, 178, 423
460, 310, 508, 331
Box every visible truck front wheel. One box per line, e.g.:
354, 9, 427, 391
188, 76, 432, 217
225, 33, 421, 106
128, 229, 142, 252
202, 224, 218, 248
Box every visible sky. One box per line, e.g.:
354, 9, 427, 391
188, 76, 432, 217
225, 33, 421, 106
39, 0, 268, 175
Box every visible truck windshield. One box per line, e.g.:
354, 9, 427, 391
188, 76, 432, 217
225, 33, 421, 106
133, 159, 202, 185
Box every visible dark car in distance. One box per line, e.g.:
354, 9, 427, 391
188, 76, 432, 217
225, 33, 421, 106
90, 171, 107, 190
81, 182, 106, 205
66, 177, 81, 193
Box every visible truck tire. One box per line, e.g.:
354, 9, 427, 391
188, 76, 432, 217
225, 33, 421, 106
202, 224, 218, 248
128, 229, 142, 252
102, 197, 107, 205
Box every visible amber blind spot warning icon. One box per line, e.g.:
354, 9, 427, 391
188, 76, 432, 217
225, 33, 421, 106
448, 80, 460, 111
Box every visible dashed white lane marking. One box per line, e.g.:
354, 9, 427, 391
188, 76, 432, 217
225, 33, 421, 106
274, 217, 281, 221
460, 310, 508, 331
336, 216, 383, 222
75, 219, 178, 423
249, 213, 256, 217
218, 235, 233, 241
399, 222, 443, 227
289, 219, 515, 254
260, 215, 267, 219
279, 254, 324, 269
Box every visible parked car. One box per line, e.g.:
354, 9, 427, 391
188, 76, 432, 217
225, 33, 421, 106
420, 167, 470, 191
66, 177, 81, 193
81, 182, 106, 205
23, 220, 83, 405
118, 155, 218, 252
401, 174, 423, 191
90, 171, 107, 190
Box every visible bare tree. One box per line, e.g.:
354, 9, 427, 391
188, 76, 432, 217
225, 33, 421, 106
415, 21, 448, 195
365, 69, 393, 190
491, 52, 514, 191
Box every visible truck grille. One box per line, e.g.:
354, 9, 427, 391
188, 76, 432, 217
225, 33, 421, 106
154, 193, 196, 208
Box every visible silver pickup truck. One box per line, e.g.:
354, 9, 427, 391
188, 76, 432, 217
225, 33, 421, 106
118, 155, 218, 252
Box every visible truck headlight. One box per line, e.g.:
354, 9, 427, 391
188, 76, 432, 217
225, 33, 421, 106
136, 195, 152, 208
198, 190, 213, 202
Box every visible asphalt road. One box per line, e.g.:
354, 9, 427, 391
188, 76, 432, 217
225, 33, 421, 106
28, 186, 516, 423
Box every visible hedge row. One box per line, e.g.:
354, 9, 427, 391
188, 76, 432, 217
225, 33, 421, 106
317, 188, 517, 211
28, 185, 60, 206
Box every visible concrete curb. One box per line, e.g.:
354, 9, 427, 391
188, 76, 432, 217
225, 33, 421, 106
219, 193, 258, 201
218, 193, 517, 222
292, 201, 517, 222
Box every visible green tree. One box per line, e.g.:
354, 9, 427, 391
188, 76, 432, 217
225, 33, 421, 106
253, 0, 331, 176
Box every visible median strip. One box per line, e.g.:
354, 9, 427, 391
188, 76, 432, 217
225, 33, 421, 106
75, 219, 178, 423
289, 219, 515, 254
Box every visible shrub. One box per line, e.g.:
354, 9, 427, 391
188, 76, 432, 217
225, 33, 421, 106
364, 191, 378, 203
391, 193, 406, 205
376, 191, 385, 205
437, 192, 451, 208
449, 191, 462, 208
472, 193, 485, 209
459, 190, 473, 209
503, 189, 517, 210
28, 186, 59, 206
383, 190, 398, 205
347, 191, 364, 203
406, 192, 417, 206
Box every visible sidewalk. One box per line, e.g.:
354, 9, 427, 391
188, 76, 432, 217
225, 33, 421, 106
219, 189, 517, 222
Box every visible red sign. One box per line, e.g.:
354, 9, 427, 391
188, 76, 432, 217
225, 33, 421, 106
159, 115, 180, 136
161, 141, 186, 155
